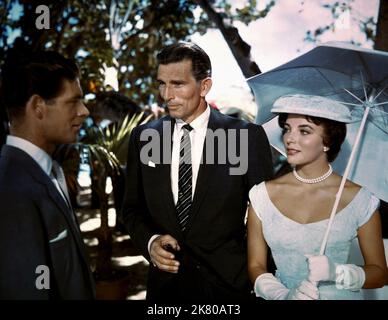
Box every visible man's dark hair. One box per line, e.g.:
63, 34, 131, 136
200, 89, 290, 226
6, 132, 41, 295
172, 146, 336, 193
278, 113, 347, 162
156, 42, 211, 81
1, 47, 80, 121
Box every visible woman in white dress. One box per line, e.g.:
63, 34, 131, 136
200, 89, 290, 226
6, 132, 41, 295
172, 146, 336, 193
247, 94, 388, 300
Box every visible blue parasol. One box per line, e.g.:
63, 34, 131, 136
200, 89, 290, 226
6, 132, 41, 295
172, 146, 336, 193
247, 42, 388, 204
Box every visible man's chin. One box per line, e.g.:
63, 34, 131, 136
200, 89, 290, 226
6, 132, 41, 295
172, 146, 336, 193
60, 135, 78, 145
168, 110, 182, 119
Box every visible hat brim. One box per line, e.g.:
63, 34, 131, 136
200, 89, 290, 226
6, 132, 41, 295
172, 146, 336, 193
271, 106, 352, 123
271, 94, 354, 123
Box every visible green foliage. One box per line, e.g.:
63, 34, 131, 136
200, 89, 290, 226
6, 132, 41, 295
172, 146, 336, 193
84, 112, 152, 165
55, 111, 151, 202
1, 0, 207, 106
234, 0, 276, 25
1, 0, 273, 107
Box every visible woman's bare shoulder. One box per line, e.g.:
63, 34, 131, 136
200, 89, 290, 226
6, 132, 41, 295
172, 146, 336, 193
344, 178, 362, 198
266, 173, 295, 194
331, 173, 363, 203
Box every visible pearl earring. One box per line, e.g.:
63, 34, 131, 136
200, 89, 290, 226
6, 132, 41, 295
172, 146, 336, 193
323, 146, 329, 152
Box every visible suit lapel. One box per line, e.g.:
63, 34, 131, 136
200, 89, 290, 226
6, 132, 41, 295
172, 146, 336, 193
42, 175, 91, 265
46, 181, 75, 221
37, 170, 93, 287
34, 163, 92, 271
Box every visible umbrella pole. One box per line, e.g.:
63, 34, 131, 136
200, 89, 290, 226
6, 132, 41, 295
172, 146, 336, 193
319, 106, 371, 255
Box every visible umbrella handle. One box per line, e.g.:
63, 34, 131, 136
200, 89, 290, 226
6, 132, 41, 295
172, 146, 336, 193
319, 106, 371, 255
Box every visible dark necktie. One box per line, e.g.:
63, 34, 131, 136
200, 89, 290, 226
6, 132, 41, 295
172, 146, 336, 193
176, 124, 193, 231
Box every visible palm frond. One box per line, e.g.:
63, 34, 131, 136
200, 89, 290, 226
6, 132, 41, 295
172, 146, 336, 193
55, 111, 151, 201
97, 112, 151, 164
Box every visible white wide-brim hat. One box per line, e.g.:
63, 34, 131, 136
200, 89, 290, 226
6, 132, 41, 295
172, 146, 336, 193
271, 94, 353, 123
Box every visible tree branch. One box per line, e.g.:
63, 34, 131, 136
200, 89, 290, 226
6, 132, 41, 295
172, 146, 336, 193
374, 0, 388, 51
194, 0, 261, 78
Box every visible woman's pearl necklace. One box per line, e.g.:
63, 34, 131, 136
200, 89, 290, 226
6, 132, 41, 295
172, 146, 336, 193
293, 164, 333, 184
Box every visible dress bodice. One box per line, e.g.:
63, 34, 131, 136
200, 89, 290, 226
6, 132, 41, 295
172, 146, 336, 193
249, 182, 380, 300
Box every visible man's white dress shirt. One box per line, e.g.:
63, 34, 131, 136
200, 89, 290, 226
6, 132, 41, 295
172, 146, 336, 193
148, 106, 211, 253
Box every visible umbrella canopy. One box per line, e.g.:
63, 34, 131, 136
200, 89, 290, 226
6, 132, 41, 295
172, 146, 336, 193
247, 42, 388, 203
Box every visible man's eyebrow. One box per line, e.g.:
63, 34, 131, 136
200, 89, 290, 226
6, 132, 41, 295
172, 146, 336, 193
170, 80, 184, 84
68, 94, 83, 100
157, 79, 185, 84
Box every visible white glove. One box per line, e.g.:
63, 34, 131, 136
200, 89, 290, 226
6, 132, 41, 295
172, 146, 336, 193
335, 264, 366, 291
306, 255, 365, 291
254, 273, 319, 300
306, 254, 337, 282
287, 280, 319, 300
254, 273, 289, 300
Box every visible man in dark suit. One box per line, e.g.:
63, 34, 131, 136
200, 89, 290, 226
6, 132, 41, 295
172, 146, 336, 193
121, 42, 273, 301
0, 49, 95, 299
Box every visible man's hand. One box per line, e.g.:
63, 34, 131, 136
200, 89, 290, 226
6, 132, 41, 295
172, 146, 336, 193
149, 235, 181, 273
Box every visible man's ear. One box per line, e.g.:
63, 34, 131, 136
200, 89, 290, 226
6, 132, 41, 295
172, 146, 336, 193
200, 77, 212, 97
26, 94, 45, 120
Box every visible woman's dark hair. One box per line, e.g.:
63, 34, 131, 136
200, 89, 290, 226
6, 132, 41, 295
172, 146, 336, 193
278, 113, 347, 162
156, 42, 211, 81
1, 43, 79, 121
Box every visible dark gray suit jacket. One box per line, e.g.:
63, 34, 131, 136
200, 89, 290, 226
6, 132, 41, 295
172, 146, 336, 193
121, 109, 273, 301
0, 145, 95, 299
